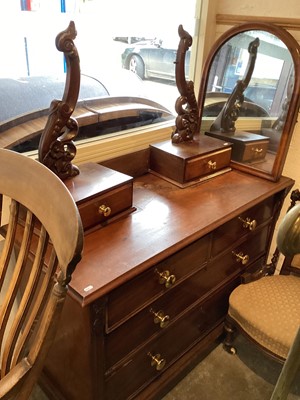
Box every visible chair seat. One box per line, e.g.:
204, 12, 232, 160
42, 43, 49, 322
228, 275, 300, 359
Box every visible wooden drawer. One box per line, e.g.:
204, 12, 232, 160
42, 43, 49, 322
240, 139, 269, 163
105, 226, 268, 369
211, 197, 274, 257
105, 235, 252, 368
77, 181, 133, 230
185, 147, 231, 181
106, 234, 211, 330
65, 162, 134, 230
105, 280, 237, 400
212, 225, 270, 277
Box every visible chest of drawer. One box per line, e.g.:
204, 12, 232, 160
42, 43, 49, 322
105, 280, 237, 400
105, 225, 268, 369
211, 197, 274, 257
106, 234, 211, 330
105, 232, 255, 369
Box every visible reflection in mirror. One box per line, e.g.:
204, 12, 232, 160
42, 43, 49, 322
198, 23, 300, 181
210, 36, 260, 134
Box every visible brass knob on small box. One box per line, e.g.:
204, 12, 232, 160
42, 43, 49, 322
98, 204, 111, 217
232, 251, 249, 265
252, 147, 263, 154
238, 216, 257, 231
147, 352, 166, 371
208, 160, 217, 170
155, 269, 176, 288
150, 309, 170, 328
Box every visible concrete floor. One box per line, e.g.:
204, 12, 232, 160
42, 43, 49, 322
163, 335, 300, 400
30, 335, 300, 400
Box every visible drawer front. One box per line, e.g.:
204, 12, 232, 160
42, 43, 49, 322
185, 147, 231, 181
241, 140, 269, 163
78, 182, 133, 230
105, 226, 268, 368
211, 196, 274, 257
105, 280, 237, 400
106, 240, 249, 369
212, 226, 269, 278
106, 234, 211, 330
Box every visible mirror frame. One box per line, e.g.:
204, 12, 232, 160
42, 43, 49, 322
197, 22, 300, 182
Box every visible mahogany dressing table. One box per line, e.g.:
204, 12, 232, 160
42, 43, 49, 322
34, 21, 300, 400
40, 165, 293, 399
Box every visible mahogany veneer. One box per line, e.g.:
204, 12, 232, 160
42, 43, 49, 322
41, 169, 293, 400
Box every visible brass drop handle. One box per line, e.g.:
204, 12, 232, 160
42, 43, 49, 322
98, 204, 111, 217
156, 269, 176, 288
252, 147, 263, 154
208, 160, 217, 170
238, 217, 257, 231
232, 251, 249, 265
148, 352, 166, 371
150, 309, 170, 328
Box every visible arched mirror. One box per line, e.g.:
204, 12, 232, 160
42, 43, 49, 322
198, 22, 300, 181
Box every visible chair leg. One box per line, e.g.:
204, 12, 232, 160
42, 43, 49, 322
223, 317, 237, 355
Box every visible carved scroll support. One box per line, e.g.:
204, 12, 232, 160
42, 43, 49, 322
38, 21, 80, 180
171, 25, 199, 144
210, 37, 260, 134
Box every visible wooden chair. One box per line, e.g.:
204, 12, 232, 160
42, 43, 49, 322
0, 149, 83, 400
223, 189, 300, 366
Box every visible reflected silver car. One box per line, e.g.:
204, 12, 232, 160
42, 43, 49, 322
121, 39, 190, 81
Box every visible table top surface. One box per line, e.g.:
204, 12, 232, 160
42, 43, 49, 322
69, 170, 293, 306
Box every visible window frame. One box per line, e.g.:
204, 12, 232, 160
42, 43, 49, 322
0, 0, 210, 164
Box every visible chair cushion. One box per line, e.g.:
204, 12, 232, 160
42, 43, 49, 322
228, 275, 300, 359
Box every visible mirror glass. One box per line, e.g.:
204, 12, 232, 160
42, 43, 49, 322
198, 23, 300, 181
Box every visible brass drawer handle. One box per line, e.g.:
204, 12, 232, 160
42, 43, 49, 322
208, 160, 217, 170
238, 217, 257, 231
98, 204, 111, 217
147, 352, 166, 371
232, 251, 249, 265
155, 269, 176, 288
150, 309, 170, 328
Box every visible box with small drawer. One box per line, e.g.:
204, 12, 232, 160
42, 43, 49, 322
205, 130, 269, 163
149, 135, 232, 186
64, 162, 134, 231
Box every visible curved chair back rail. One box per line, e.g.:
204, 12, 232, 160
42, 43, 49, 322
0, 149, 83, 400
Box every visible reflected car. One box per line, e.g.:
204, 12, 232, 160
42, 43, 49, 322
113, 36, 148, 44
0, 72, 174, 153
243, 85, 276, 113
203, 92, 270, 117
121, 39, 190, 81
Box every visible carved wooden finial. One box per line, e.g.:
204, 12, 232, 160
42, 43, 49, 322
171, 25, 199, 144
38, 21, 80, 180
